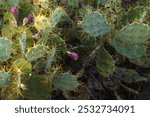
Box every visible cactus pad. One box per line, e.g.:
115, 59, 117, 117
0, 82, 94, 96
34, 15, 52, 34
116, 67, 147, 83
0, 71, 11, 88
26, 45, 46, 62
53, 72, 79, 91
96, 47, 115, 77
0, 37, 12, 61
110, 39, 147, 58
116, 23, 150, 44
45, 48, 56, 72
12, 59, 32, 74
50, 7, 65, 27
82, 12, 111, 37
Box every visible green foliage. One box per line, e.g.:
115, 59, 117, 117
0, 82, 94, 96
0, 0, 149, 100
0, 71, 11, 88
96, 47, 115, 77
53, 72, 79, 91
0, 37, 12, 61
82, 11, 111, 37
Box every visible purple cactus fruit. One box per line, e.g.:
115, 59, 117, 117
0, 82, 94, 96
23, 17, 29, 26
11, 7, 18, 15
27, 14, 34, 22
67, 51, 78, 60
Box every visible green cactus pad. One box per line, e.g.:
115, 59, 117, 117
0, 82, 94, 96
110, 39, 147, 58
24, 75, 52, 99
26, 45, 46, 62
37, 34, 67, 54
7, 0, 20, 7
121, 7, 150, 25
45, 48, 56, 72
19, 32, 27, 58
96, 47, 115, 77
130, 56, 150, 68
116, 23, 150, 44
0, 71, 11, 88
116, 67, 147, 83
82, 12, 111, 37
12, 59, 32, 74
50, 7, 65, 27
1, 12, 17, 38
0, 37, 12, 61
53, 72, 79, 91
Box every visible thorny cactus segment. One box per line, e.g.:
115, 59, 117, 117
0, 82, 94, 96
0, 71, 11, 88
45, 48, 56, 72
12, 59, 32, 74
26, 45, 46, 62
50, 7, 65, 27
53, 72, 80, 91
0, 37, 12, 61
96, 47, 115, 77
116, 23, 150, 44
82, 12, 111, 37
19, 32, 27, 59
34, 15, 52, 34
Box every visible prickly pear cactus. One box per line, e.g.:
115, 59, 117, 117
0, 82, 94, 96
96, 47, 115, 77
0, 71, 11, 88
50, 7, 65, 27
34, 15, 52, 34
12, 59, 32, 74
82, 11, 111, 37
19, 32, 27, 59
53, 72, 79, 91
116, 67, 147, 83
26, 45, 46, 62
110, 38, 147, 58
115, 23, 150, 44
45, 48, 56, 72
110, 23, 150, 59
0, 37, 12, 61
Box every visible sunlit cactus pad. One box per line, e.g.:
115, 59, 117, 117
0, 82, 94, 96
0, 37, 12, 61
26, 45, 46, 62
